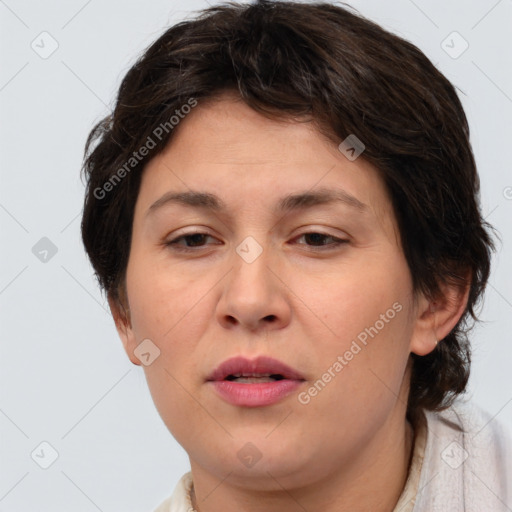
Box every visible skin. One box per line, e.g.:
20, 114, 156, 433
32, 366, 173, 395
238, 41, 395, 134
110, 92, 469, 512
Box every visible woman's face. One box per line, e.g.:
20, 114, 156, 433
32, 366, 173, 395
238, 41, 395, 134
113, 94, 430, 489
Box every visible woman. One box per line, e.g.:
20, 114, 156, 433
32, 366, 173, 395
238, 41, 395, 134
80, 1, 511, 510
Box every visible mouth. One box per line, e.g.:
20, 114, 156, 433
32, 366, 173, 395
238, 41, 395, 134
224, 373, 287, 383
206, 355, 305, 382
206, 356, 305, 407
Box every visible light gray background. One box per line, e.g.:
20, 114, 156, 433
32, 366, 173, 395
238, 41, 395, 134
1, 1, 511, 510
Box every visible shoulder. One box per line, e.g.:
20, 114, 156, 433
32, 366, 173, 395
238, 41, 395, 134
413, 398, 512, 511
428, 397, 510, 440
152, 472, 194, 512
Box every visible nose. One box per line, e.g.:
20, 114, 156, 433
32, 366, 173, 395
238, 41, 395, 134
216, 245, 292, 333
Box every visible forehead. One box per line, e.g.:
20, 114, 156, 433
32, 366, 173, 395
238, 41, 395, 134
135, 95, 394, 226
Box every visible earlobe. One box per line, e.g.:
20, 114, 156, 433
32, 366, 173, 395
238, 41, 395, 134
410, 276, 470, 357
410, 321, 439, 357
107, 294, 141, 367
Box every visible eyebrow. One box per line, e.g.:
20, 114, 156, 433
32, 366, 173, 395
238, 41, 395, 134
146, 186, 368, 218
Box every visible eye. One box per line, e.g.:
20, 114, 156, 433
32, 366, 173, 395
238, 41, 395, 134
165, 232, 220, 252
164, 231, 348, 253
293, 232, 349, 249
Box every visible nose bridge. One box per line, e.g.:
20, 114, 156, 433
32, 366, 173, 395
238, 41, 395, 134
216, 234, 291, 330
230, 235, 274, 305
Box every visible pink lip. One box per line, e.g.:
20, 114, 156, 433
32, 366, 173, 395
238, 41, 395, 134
206, 356, 305, 407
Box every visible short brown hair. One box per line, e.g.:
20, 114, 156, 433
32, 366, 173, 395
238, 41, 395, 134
80, 0, 495, 417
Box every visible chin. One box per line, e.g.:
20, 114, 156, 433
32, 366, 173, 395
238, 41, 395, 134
199, 436, 321, 486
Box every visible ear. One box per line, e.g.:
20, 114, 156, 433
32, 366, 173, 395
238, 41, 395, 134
107, 293, 141, 366
409, 272, 471, 356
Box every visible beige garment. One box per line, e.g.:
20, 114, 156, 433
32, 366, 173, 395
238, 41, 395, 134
393, 407, 428, 512
153, 399, 511, 512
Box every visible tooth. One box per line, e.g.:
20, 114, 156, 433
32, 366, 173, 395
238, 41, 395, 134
234, 377, 276, 383
232, 373, 272, 378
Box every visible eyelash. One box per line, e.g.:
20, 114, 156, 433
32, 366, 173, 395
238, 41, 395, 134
164, 231, 349, 253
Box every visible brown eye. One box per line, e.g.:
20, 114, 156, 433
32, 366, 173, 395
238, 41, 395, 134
165, 232, 220, 251
294, 232, 348, 249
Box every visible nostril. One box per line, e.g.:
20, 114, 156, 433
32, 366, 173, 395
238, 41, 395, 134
264, 315, 276, 322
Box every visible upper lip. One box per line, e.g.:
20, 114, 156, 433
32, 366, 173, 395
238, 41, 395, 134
206, 356, 305, 381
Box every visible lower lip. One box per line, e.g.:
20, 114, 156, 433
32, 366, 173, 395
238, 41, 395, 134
208, 379, 304, 407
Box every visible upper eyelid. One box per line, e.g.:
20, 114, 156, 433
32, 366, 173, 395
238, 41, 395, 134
168, 224, 348, 237
166, 231, 348, 247
168, 229, 346, 239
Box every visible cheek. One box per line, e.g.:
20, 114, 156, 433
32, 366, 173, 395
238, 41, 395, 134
126, 253, 212, 339
290, 253, 413, 403
129, 264, 215, 440
125, 256, 216, 420
291, 251, 411, 345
